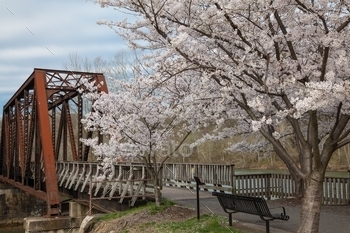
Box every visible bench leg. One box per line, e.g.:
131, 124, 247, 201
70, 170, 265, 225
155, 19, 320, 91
265, 220, 270, 233
228, 213, 232, 226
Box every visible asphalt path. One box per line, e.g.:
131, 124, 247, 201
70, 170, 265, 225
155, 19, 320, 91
162, 186, 350, 233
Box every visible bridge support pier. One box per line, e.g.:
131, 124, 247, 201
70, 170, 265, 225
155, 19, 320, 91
0, 181, 46, 227
24, 202, 88, 233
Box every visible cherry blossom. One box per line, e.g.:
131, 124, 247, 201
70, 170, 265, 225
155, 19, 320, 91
90, 1, 350, 232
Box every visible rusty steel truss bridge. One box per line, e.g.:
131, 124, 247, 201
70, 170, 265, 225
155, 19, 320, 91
0, 68, 118, 216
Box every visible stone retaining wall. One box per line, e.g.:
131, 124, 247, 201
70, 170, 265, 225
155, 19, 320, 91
0, 181, 46, 227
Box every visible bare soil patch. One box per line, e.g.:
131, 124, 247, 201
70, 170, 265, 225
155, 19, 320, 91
91, 205, 197, 233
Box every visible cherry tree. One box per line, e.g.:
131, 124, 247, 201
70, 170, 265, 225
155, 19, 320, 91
80, 75, 193, 206
93, 1, 350, 232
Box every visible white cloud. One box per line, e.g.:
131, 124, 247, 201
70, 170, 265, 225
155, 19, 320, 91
0, 0, 131, 112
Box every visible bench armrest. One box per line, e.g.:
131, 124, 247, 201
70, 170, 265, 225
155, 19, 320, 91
270, 206, 289, 220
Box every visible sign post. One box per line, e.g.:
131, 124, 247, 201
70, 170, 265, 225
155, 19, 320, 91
193, 176, 204, 220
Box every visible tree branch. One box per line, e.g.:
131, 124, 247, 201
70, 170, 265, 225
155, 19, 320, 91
273, 10, 298, 61
319, 47, 329, 81
259, 128, 305, 178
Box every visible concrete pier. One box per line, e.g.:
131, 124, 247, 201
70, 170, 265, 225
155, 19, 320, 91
0, 181, 46, 227
24, 202, 89, 233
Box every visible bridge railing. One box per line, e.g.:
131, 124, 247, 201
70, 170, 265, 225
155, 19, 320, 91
234, 173, 295, 199
55, 162, 349, 205
235, 173, 350, 204
161, 162, 235, 193
161, 163, 235, 187
160, 162, 349, 205
55, 161, 154, 207
323, 176, 349, 205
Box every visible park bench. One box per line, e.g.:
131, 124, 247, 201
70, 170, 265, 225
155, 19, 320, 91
212, 192, 289, 233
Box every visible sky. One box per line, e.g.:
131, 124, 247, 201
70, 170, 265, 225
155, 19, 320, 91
0, 0, 130, 113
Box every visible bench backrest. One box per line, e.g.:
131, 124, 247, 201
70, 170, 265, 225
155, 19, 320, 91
213, 192, 273, 218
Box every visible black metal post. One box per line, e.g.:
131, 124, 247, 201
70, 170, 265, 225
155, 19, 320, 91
266, 220, 270, 233
194, 176, 204, 221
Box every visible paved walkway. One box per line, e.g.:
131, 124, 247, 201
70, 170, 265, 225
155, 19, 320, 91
162, 186, 350, 233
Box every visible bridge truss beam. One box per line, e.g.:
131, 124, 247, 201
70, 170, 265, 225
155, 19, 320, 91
0, 68, 107, 216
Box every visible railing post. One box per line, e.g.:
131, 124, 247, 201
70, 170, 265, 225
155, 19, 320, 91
142, 166, 146, 200
230, 164, 236, 194
348, 170, 350, 205
89, 173, 92, 215
266, 174, 271, 200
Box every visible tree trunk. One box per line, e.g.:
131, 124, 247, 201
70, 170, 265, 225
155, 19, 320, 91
297, 172, 323, 233
291, 173, 304, 198
295, 179, 304, 198
153, 177, 162, 206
